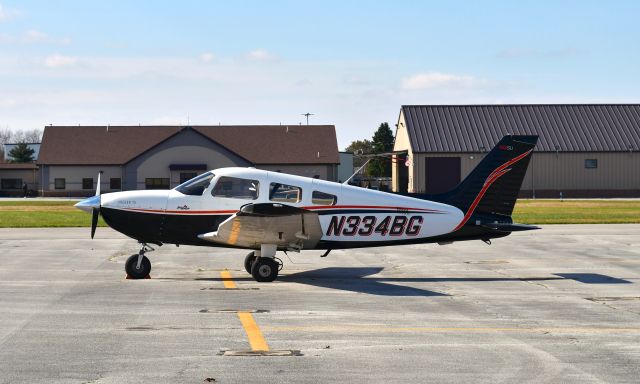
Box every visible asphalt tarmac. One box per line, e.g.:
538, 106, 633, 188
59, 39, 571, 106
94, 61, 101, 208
0, 225, 639, 383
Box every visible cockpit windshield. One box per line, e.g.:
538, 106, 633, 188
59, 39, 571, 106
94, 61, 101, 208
175, 172, 214, 196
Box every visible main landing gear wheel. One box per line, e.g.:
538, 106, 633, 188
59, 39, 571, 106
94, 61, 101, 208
244, 251, 257, 274
251, 257, 279, 282
125, 254, 151, 279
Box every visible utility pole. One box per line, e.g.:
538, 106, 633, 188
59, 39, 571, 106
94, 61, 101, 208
301, 112, 314, 125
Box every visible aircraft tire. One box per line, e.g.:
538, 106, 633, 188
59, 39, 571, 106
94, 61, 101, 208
251, 257, 278, 282
244, 251, 257, 274
125, 254, 151, 279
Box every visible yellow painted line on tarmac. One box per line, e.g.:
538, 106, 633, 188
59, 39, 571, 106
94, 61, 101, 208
219, 270, 237, 289
263, 325, 640, 334
218, 270, 270, 351
238, 312, 270, 351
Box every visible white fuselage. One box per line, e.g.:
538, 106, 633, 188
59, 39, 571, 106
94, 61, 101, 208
99, 167, 464, 246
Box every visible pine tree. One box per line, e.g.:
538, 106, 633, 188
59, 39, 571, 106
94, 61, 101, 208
368, 122, 394, 177
8, 143, 35, 163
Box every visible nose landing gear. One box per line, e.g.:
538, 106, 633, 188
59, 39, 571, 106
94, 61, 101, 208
125, 243, 154, 279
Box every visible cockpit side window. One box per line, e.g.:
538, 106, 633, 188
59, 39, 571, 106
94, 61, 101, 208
175, 172, 214, 196
212, 176, 259, 200
269, 183, 302, 203
312, 190, 337, 205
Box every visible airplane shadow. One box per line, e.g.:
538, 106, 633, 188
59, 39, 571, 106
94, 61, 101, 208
155, 269, 632, 297
280, 267, 447, 297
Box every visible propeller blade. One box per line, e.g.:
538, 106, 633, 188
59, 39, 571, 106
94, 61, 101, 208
96, 172, 101, 196
91, 208, 99, 239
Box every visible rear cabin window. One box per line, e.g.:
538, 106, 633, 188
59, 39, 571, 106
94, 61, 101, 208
312, 190, 337, 205
212, 177, 259, 200
269, 183, 302, 203
175, 172, 214, 196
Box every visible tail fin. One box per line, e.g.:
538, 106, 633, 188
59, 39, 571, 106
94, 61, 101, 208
434, 135, 538, 219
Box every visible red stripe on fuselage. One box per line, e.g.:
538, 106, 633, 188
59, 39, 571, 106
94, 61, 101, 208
116, 207, 237, 215
303, 205, 445, 213
112, 204, 446, 215
452, 149, 533, 232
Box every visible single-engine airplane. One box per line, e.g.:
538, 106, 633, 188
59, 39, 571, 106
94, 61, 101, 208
76, 135, 538, 282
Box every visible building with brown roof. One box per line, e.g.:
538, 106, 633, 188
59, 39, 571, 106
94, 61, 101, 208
38, 125, 340, 196
0, 163, 39, 196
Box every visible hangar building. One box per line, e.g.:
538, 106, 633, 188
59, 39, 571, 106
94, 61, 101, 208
393, 105, 640, 197
37, 125, 340, 196
0, 163, 38, 196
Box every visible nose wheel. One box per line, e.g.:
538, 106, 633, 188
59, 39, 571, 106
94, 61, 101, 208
125, 243, 154, 279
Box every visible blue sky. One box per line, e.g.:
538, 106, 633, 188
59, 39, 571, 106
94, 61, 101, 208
1, 0, 639, 148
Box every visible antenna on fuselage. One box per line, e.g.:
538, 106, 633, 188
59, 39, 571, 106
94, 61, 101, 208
343, 158, 371, 185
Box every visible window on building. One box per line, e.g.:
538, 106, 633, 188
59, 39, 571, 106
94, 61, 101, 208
179, 172, 198, 184
312, 190, 337, 205
54, 178, 66, 190
110, 178, 121, 190
585, 159, 598, 169
1, 178, 22, 190
176, 172, 214, 196
269, 183, 302, 203
145, 178, 170, 189
212, 177, 259, 199
82, 178, 93, 190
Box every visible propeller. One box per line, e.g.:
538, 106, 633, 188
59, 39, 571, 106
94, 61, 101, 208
74, 172, 102, 239
91, 172, 101, 239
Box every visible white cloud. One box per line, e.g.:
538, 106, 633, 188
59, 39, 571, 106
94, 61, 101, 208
0, 30, 71, 45
0, 98, 17, 108
246, 49, 277, 62
0, 3, 20, 21
24, 30, 71, 44
199, 52, 215, 63
44, 54, 78, 68
401, 72, 486, 90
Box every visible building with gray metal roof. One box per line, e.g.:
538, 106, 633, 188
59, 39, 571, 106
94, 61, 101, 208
393, 105, 640, 197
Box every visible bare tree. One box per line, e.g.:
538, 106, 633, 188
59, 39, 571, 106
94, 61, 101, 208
0, 127, 12, 146
0, 127, 11, 161
19, 128, 43, 143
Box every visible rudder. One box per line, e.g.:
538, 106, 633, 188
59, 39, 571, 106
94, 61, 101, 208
431, 135, 538, 218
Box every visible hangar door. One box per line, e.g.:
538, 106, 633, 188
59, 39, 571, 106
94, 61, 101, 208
425, 157, 460, 194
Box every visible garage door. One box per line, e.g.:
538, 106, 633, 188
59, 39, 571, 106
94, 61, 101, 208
425, 157, 461, 194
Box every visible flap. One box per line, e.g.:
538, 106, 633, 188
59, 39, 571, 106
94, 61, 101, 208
199, 203, 323, 250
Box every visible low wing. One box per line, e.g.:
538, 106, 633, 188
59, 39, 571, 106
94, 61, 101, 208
198, 203, 323, 250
